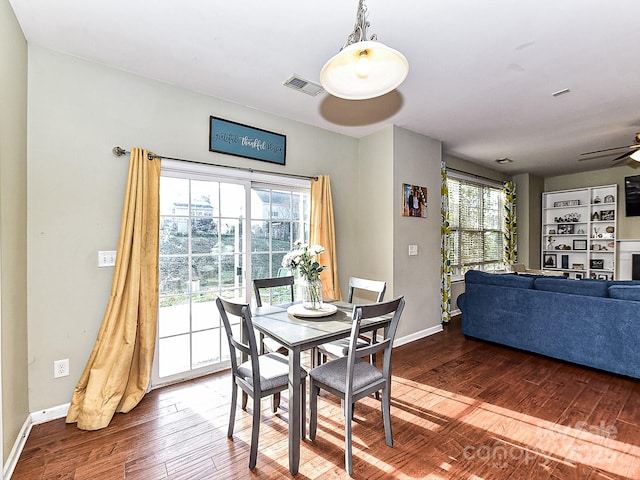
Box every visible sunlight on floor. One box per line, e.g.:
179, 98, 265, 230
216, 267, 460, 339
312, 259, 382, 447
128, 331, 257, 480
390, 377, 639, 478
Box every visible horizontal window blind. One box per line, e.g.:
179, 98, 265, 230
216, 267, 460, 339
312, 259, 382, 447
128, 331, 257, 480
447, 175, 504, 276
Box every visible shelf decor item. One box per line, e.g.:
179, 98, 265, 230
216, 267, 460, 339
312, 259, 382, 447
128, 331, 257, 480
553, 200, 580, 207
590, 259, 604, 270
557, 224, 575, 234
543, 254, 557, 268
573, 239, 587, 250
600, 210, 615, 221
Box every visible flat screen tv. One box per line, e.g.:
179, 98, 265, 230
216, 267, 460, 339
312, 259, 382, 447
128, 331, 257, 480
625, 175, 640, 217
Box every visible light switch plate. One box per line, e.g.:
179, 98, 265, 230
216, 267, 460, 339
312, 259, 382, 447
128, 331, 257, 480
408, 244, 418, 256
98, 250, 116, 267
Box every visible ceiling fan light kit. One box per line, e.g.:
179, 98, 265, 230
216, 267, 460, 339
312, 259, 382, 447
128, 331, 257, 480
320, 0, 409, 100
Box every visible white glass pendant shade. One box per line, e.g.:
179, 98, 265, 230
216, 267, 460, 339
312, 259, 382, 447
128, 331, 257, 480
631, 149, 640, 161
320, 40, 409, 100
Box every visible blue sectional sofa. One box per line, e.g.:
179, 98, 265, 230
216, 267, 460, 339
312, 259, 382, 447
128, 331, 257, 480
457, 270, 640, 379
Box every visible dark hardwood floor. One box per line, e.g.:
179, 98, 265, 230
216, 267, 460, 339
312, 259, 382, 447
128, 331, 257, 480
13, 317, 640, 479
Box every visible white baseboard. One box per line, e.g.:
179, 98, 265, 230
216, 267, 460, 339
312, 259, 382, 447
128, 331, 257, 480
4, 404, 69, 480
4, 416, 31, 480
393, 323, 443, 348
31, 403, 70, 425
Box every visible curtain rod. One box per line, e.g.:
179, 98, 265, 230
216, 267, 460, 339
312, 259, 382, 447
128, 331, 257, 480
446, 167, 506, 184
112, 147, 318, 181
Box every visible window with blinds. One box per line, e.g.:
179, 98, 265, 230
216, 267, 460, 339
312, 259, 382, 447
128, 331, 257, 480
447, 175, 504, 277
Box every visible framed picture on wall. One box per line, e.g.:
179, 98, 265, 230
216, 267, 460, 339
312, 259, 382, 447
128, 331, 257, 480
402, 183, 428, 217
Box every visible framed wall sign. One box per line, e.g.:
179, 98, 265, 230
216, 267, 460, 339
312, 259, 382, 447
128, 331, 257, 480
209, 116, 286, 165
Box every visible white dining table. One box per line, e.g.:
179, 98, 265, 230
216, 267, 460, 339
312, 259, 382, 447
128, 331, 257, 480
251, 300, 390, 475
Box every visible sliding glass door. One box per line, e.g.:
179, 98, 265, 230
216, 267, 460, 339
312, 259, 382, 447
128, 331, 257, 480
152, 163, 310, 387
154, 174, 248, 385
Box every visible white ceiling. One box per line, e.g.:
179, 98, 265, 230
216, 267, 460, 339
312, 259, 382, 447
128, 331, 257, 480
9, 0, 640, 177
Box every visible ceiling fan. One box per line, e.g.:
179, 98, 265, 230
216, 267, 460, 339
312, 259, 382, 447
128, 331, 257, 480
579, 133, 640, 164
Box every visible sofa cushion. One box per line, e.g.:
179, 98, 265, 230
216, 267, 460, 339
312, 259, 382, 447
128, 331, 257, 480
534, 277, 609, 297
607, 280, 640, 287
608, 285, 640, 301
464, 270, 534, 289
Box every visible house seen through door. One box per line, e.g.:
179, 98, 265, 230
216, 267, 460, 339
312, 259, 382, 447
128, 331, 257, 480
152, 164, 309, 387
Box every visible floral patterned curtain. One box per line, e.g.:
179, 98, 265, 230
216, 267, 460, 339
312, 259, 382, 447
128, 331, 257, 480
503, 181, 518, 266
440, 161, 452, 323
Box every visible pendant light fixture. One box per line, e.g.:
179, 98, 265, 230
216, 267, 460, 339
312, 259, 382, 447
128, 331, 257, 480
320, 0, 409, 100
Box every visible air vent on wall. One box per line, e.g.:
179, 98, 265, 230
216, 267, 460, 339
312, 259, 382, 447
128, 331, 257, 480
283, 75, 324, 97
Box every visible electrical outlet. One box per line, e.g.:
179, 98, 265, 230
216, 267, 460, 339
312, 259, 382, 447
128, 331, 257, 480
54, 359, 69, 378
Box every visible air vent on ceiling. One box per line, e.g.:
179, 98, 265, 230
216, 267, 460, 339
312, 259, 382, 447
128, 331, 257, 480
283, 75, 324, 97
495, 157, 514, 164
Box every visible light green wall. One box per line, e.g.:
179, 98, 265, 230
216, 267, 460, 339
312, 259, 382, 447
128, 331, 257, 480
357, 126, 394, 296
356, 125, 444, 335
545, 165, 640, 240
513, 173, 544, 269
26, 46, 364, 411
0, 0, 29, 463
25, 46, 453, 414
392, 126, 443, 337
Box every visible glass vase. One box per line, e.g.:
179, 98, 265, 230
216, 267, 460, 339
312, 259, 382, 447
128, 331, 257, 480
300, 279, 323, 310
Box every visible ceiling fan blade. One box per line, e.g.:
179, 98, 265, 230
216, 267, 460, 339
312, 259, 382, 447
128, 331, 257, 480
580, 144, 634, 156
578, 152, 622, 161
612, 149, 635, 162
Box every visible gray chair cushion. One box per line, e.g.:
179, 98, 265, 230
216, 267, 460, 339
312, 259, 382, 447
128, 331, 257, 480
319, 337, 370, 358
238, 352, 307, 391
310, 357, 383, 394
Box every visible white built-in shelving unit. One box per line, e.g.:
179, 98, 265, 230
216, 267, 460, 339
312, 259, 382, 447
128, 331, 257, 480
542, 184, 617, 280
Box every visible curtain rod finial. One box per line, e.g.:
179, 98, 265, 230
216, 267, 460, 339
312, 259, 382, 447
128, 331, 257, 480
113, 146, 127, 156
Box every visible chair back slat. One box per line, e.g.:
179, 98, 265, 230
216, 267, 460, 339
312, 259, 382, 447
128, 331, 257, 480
347, 277, 386, 303
253, 276, 295, 307
353, 338, 390, 360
